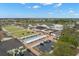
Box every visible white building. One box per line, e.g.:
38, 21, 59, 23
67, 24, 75, 28
41, 24, 49, 29
50, 24, 63, 31
76, 21, 79, 24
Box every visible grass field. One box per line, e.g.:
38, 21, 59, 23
3, 25, 36, 38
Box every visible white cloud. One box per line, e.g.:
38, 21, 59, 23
54, 3, 62, 7
41, 3, 53, 5
69, 10, 74, 13
48, 12, 53, 15
28, 6, 31, 8
26, 5, 40, 9
20, 3, 26, 5
74, 13, 79, 16
68, 10, 79, 16
47, 12, 54, 17
32, 5, 40, 9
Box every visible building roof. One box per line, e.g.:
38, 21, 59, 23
0, 39, 23, 56
75, 24, 79, 29
0, 49, 8, 56
50, 24, 63, 31
36, 26, 48, 30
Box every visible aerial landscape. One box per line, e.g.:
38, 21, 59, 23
0, 3, 79, 56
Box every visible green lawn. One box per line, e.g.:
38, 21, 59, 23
3, 25, 36, 38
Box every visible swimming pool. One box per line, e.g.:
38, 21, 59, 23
22, 34, 46, 44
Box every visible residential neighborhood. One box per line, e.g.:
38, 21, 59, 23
0, 18, 79, 56
0, 3, 79, 56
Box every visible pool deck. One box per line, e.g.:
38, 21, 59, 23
24, 35, 53, 48
24, 34, 55, 56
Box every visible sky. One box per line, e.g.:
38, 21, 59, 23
0, 3, 79, 18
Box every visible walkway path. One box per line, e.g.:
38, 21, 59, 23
25, 45, 41, 56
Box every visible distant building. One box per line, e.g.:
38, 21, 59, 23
35, 24, 49, 30
76, 21, 79, 24
74, 21, 79, 31
50, 30, 61, 39
50, 24, 63, 31
28, 24, 34, 29
67, 24, 75, 28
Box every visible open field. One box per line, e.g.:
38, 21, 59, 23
3, 25, 36, 38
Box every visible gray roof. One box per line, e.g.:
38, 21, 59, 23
75, 24, 79, 29
0, 49, 8, 56
0, 39, 23, 56
36, 26, 47, 30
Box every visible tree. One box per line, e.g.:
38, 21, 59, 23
52, 41, 77, 56
52, 28, 78, 56
58, 35, 78, 48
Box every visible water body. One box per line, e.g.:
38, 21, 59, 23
23, 34, 46, 44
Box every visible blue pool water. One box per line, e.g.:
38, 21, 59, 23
23, 34, 46, 44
